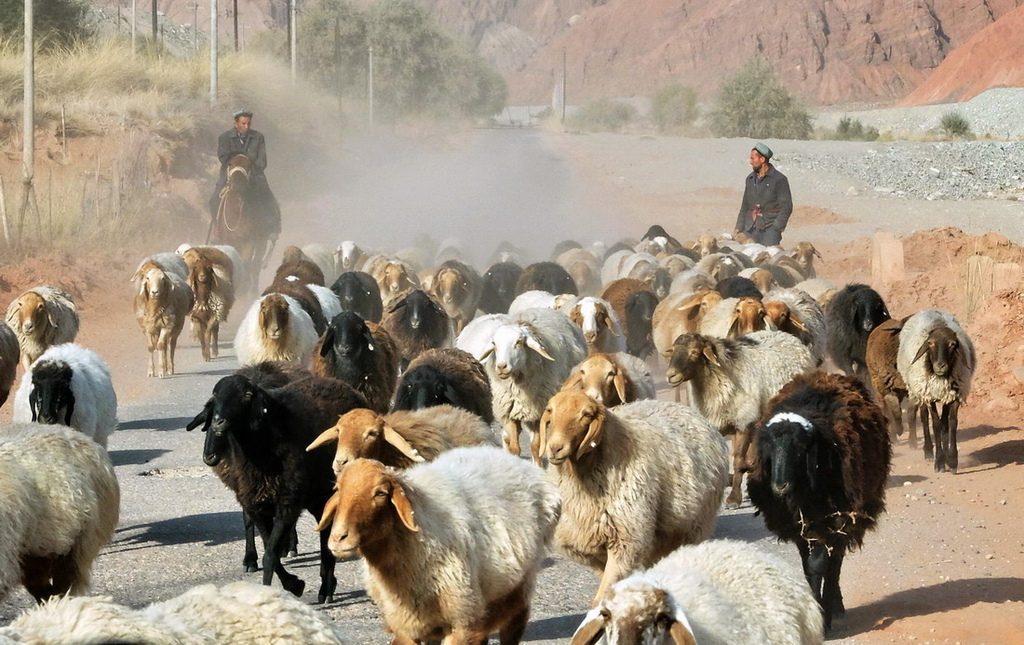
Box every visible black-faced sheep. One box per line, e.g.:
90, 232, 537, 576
186, 369, 367, 602
381, 289, 451, 370
133, 261, 195, 377
897, 309, 976, 473
747, 371, 891, 632
561, 352, 656, 406
330, 271, 384, 323
431, 259, 481, 335
541, 391, 728, 604
571, 539, 823, 645
0, 422, 119, 603
478, 261, 523, 314
233, 293, 319, 367
623, 289, 659, 359
515, 261, 579, 296
666, 331, 815, 507
315, 447, 560, 644
391, 347, 494, 422
825, 283, 891, 380
12, 344, 118, 448
715, 276, 762, 299
312, 312, 398, 414
0, 322, 17, 409
5, 287, 80, 372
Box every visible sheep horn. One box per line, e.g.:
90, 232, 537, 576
306, 426, 339, 452
314, 493, 339, 532
383, 422, 426, 463
526, 337, 554, 361
568, 609, 606, 645
477, 345, 495, 362
669, 620, 698, 645
912, 341, 931, 364
612, 371, 627, 404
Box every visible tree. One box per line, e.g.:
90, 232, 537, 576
708, 56, 812, 140
651, 84, 698, 134
0, 0, 92, 47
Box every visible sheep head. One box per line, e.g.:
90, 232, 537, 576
382, 262, 417, 295
913, 325, 961, 378
570, 298, 619, 347
307, 408, 425, 474
563, 353, 628, 406
727, 297, 770, 337
481, 322, 552, 380
570, 579, 697, 645
258, 294, 291, 341
188, 260, 217, 299
316, 459, 418, 559
335, 241, 363, 270
321, 312, 375, 360
133, 263, 170, 300
755, 412, 836, 498
693, 234, 720, 258
764, 300, 809, 342
28, 360, 75, 426
541, 390, 607, 465
435, 267, 468, 307
9, 291, 48, 335
666, 334, 718, 386
186, 375, 264, 467
791, 241, 822, 273
671, 289, 723, 342
748, 269, 777, 294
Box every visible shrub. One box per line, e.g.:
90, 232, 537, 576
651, 84, 698, 134
566, 98, 637, 132
0, 0, 92, 48
708, 56, 812, 140
939, 111, 971, 138
832, 116, 879, 141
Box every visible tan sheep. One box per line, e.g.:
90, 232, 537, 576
133, 262, 194, 377
4, 287, 80, 372
561, 352, 656, 406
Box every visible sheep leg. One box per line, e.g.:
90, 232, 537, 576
883, 393, 903, 439
948, 401, 960, 474
210, 320, 220, 359
156, 328, 170, 378
242, 511, 259, 572
198, 320, 211, 362
526, 420, 544, 466
821, 548, 846, 631
907, 400, 919, 449
592, 554, 630, 606
804, 542, 831, 629
315, 528, 338, 604
724, 430, 750, 508
255, 516, 305, 597
388, 635, 417, 645
502, 420, 522, 458
146, 331, 158, 377
169, 330, 179, 375
497, 583, 530, 645
920, 404, 933, 461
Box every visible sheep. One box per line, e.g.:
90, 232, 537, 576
315, 447, 561, 644
570, 539, 824, 645
623, 290, 659, 359
186, 369, 368, 602
698, 296, 772, 338
516, 261, 579, 296
598, 278, 653, 335
233, 293, 319, 367
825, 283, 891, 380
541, 391, 729, 604
561, 352, 656, 406
740, 266, 779, 294
0, 581, 348, 645
714, 276, 762, 299
478, 261, 523, 314
276, 246, 326, 286
0, 322, 17, 409
568, 296, 627, 355
381, 289, 452, 370
301, 243, 339, 285
12, 344, 117, 448
306, 283, 343, 322
431, 259, 482, 335
473, 307, 588, 463
690, 234, 721, 257
307, 405, 497, 474
866, 317, 911, 440
334, 240, 366, 272
651, 289, 723, 359
659, 253, 695, 278
133, 262, 194, 377
694, 252, 742, 282
187, 256, 235, 362
0, 422, 119, 603
666, 331, 816, 508
262, 278, 328, 334
670, 268, 716, 294
747, 371, 891, 631
4, 287, 80, 372
312, 312, 399, 414
601, 249, 634, 286
508, 289, 578, 315
558, 247, 602, 295
373, 259, 420, 308
763, 287, 828, 366
897, 309, 976, 473
487, 240, 528, 266
330, 270, 384, 322
392, 347, 494, 422
640, 225, 684, 254
176, 243, 242, 280
769, 254, 809, 285
551, 239, 584, 259
795, 278, 838, 307
135, 252, 189, 281
790, 241, 822, 278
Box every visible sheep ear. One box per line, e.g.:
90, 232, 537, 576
315, 493, 339, 532
569, 610, 606, 645
307, 426, 339, 452
812, 247, 823, 259
29, 389, 39, 422
186, 400, 213, 432
679, 301, 701, 321
613, 370, 627, 403
575, 407, 606, 459
390, 481, 419, 533
789, 315, 808, 333
383, 422, 425, 462
562, 369, 582, 392
806, 441, 820, 491
249, 389, 267, 433
727, 312, 741, 337
64, 390, 75, 426
477, 344, 495, 362
603, 314, 620, 336
362, 327, 376, 353
130, 268, 143, 283
702, 343, 720, 367
669, 620, 698, 645
539, 409, 551, 458
526, 336, 554, 361
319, 328, 335, 357
912, 341, 931, 364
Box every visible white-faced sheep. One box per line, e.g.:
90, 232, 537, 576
12, 344, 117, 448
431, 259, 482, 335
0, 581, 348, 645
747, 372, 891, 632
508, 289, 578, 315
571, 539, 824, 645
0, 322, 17, 409
825, 283, 891, 381
234, 293, 319, 367
307, 405, 496, 474
897, 309, 976, 473
0, 422, 120, 603
469, 307, 588, 464
5, 287, 80, 372
312, 312, 399, 414
187, 255, 235, 362
315, 447, 561, 645
133, 261, 194, 377
666, 330, 815, 508
392, 347, 494, 423
562, 352, 656, 406
568, 297, 627, 355
334, 240, 366, 273
763, 287, 828, 366
542, 391, 728, 604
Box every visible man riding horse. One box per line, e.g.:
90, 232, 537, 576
209, 110, 281, 258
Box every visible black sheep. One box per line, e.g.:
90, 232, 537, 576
479, 262, 524, 314
312, 312, 399, 413
639, 224, 684, 254
330, 271, 383, 323
747, 371, 891, 632
186, 367, 367, 603
715, 276, 763, 299
391, 348, 494, 423
515, 261, 579, 296
825, 283, 891, 380
624, 290, 659, 359
381, 289, 450, 371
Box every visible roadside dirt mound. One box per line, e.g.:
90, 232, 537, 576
965, 289, 1024, 420
793, 205, 856, 226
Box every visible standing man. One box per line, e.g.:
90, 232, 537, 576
734, 142, 792, 246
210, 109, 281, 240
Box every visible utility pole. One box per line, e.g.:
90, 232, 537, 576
151, 0, 157, 43
233, 0, 239, 52
289, 0, 297, 83
334, 17, 343, 119
21, 0, 36, 247
210, 0, 218, 103
368, 46, 374, 132
192, 2, 199, 53
131, 0, 137, 59
561, 48, 567, 123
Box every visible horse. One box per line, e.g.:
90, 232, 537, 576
210, 154, 271, 291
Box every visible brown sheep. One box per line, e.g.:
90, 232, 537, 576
275, 246, 326, 286
0, 321, 18, 408
865, 317, 910, 440
691, 234, 720, 257
4, 287, 80, 372
560, 352, 656, 406
431, 260, 481, 335
188, 257, 235, 362
373, 260, 420, 309
133, 263, 194, 377
598, 278, 654, 340
262, 280, 327, 335
651, 289, 723, 359
790, 241, 822, 278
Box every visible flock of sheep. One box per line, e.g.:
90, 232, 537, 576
0, 224, 978, 644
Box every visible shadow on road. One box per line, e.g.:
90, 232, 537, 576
109, 511, 246, 552
968, 437, 1024, 468
109, 448, 170, 466
119, 416, 198, 432
526, 612, 588, 641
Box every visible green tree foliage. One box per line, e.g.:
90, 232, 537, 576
939, 111, 971, 138
651, 84, 698, 134
708, 56, 812, 140
296, 0, 506, 120
833, 116, 879, 141
0, 0, 92, 47
566, 98, 637, 132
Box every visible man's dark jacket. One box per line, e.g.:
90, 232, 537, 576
217, 128, 268, 185
734, 165, 793, 235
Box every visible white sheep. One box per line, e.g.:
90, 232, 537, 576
334, 240, 366, 272
175, 243, 243, 281
0, 581, 348, 644
4, 286, 80, 372
135, 252, 189, 282
472, 307, 588, 463
763, 287, 828, 366
568, 296, 627, 354
600, 249, 634, 286
897, 309, 976, 473
315, 446, 561, 644
541, 391, 729, 604
133, 260, 194, 377
302, 243, 340, 285
306, 283, 343, 321
562, 352, 656, 406
233, 293, 319, 367
669, 268, 715, 295
571, 539, 823, 645
12, 344, 118, 448
0, 422, 120, 603
794, 278, 838, 306
508, 289, 578, 315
